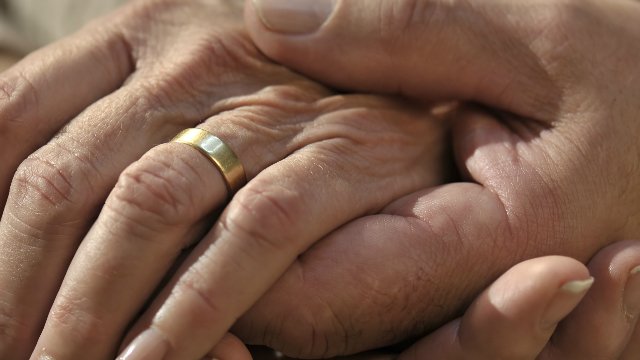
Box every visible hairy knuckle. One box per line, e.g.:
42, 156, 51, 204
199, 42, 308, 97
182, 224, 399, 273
108, 154, 198, 227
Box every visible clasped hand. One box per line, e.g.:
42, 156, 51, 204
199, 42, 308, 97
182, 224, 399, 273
0, 0, 639, 359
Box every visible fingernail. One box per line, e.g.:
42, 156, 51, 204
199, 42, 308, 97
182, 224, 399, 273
624, 265, 640, 316
253, 0, 336, 34
117, 328, 169, 360
542, 277, 594, 328
561, 277, 595, 294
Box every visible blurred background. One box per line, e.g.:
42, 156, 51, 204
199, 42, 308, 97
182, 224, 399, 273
0, 0, 128, 72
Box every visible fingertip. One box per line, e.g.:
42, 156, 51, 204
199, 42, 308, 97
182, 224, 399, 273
249, 0, 335, 35
244, 0, 403, 96
397, 256, 591, 360
244, 0, 335, 88
116, 328, 169, 360
206, 333, 253, 360
487, 256, 589, 313
586, 240, 640, 281
460, 257, 590, 356
244, 0, 300, 65
543, 240, 640, 358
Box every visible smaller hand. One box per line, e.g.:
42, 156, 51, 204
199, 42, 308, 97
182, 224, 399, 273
397, 240, 640, 360
221, 241, 640, 360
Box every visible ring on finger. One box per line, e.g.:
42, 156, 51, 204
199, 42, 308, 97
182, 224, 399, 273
172, 128, 246, 195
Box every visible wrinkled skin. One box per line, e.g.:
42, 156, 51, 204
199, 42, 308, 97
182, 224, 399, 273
239, 0, 640, 357
0, 1, 450, 359
0, 0, 639, 359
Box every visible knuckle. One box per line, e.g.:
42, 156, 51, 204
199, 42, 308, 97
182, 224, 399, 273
123, 7, 255, 111
0, 71, 39, 130
309, 107, 439, 180
316, 110, 396, 159
48, 292, 108, 344
222, 184, 302, 254
5, 143, 98, 248
79, 21, 134, 82
107, 150, 200, 228
11, 154, 81, 209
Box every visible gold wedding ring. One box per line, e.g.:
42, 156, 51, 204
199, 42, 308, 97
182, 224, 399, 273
172, 128, 246, 194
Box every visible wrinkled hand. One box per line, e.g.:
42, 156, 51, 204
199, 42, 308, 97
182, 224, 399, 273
0, 0, 449, 359
231, 0, 640, 356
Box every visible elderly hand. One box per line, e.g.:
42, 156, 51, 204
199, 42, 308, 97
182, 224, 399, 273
227, 0, 640, 356
0, 0, 449, 359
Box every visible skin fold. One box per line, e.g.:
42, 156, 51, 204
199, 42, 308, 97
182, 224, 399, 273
0, 1, 449, 359
0, 0, 638, 359
241, 0, 640, 356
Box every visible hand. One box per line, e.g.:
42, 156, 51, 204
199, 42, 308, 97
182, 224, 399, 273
251, 240, 640, 360
231, 0, 640, 356
398, 241, 640, 360
0, 0, 448, 359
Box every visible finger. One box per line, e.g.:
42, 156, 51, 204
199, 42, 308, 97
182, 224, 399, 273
206, 333, 252, 360
398, 256, 592, 360
232, 185, 593, 358
0, 81, 203, 359
232, 183, 515, 357
33, 89, 444, 359
118, 104, 447, 360
0, 13, 133, 209
541, 240, 640, 359
244, 0, 565, 120
5, 8, 315, 358
30, 82, 334, 360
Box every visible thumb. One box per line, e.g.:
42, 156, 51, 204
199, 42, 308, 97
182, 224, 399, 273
245, 0, 560, 119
